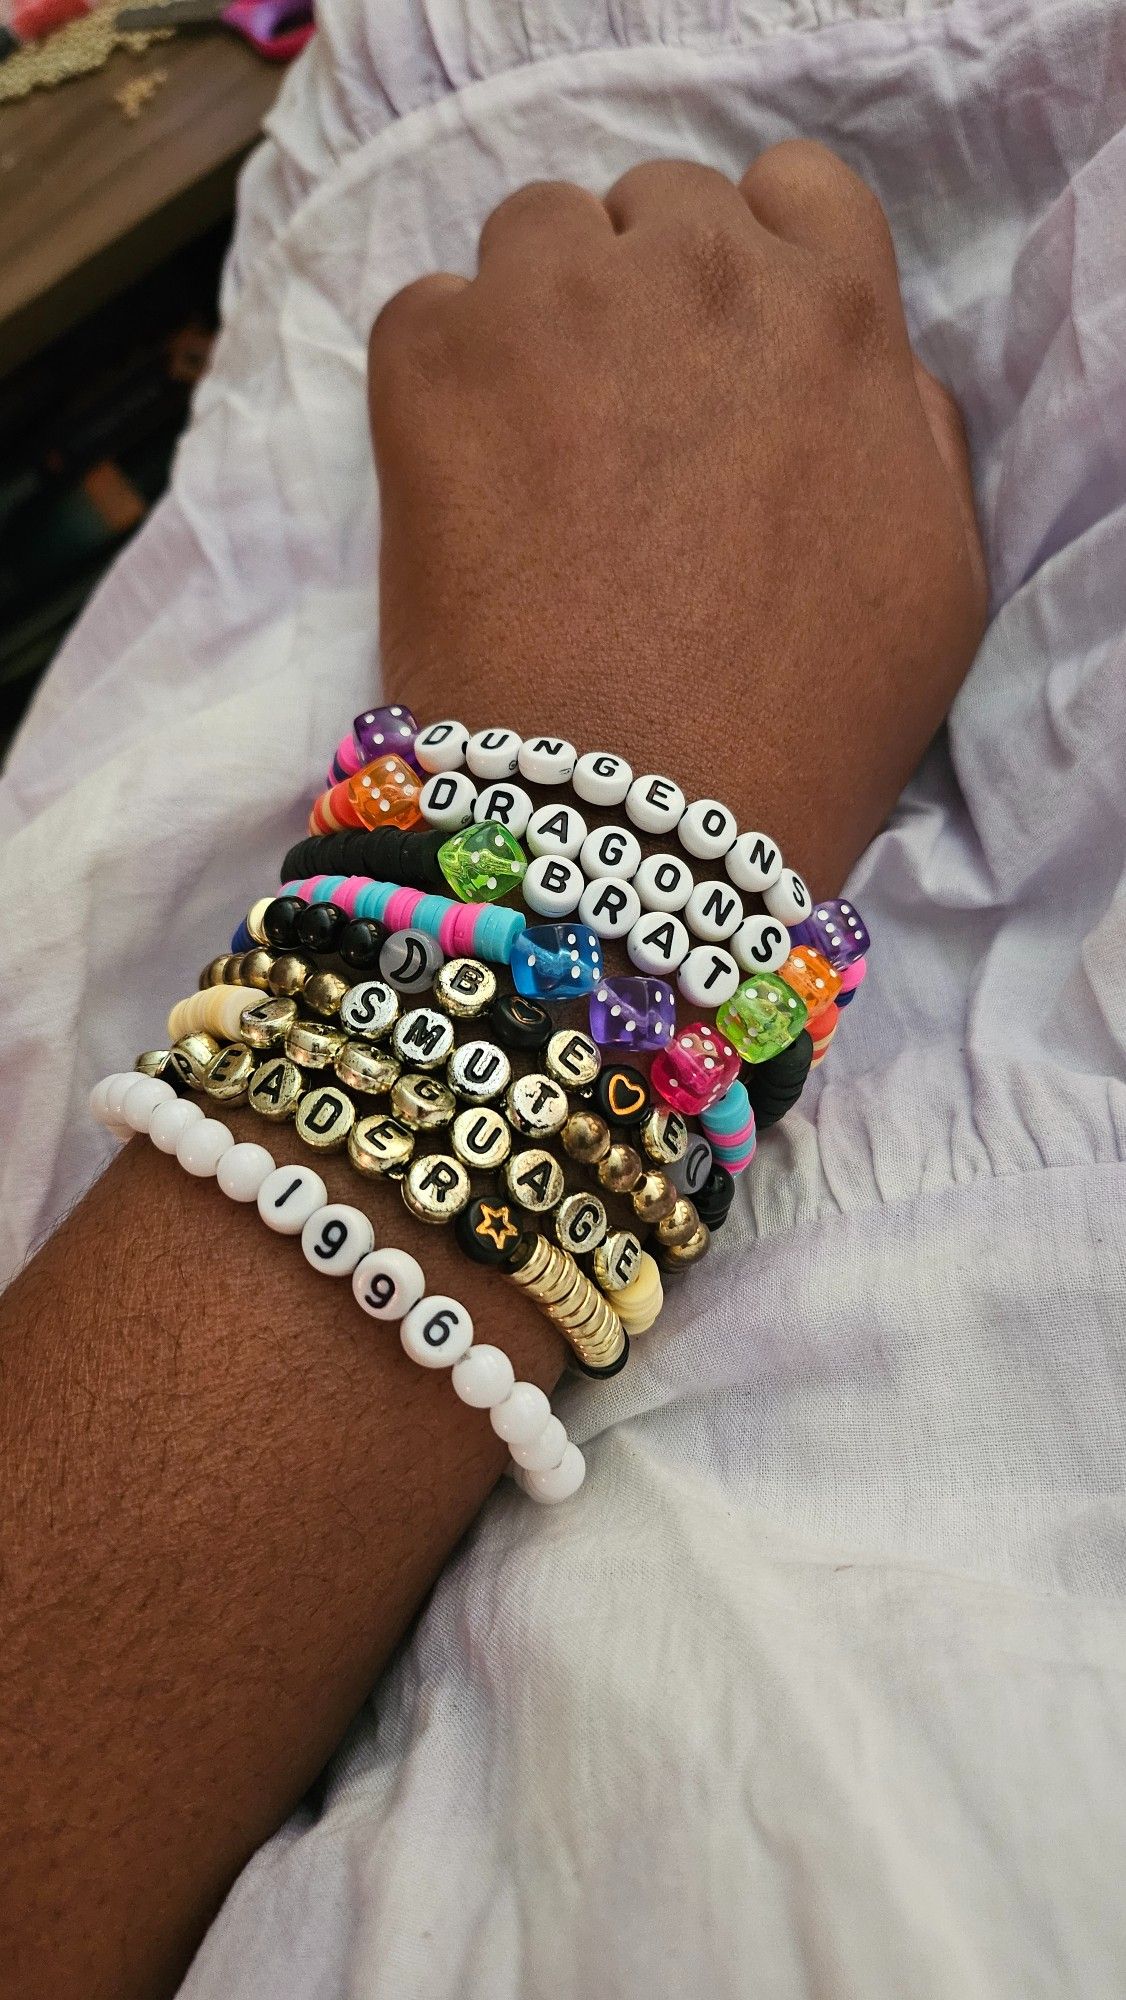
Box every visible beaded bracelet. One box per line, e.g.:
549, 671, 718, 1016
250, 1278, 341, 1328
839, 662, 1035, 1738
88, 1071, 585, 1503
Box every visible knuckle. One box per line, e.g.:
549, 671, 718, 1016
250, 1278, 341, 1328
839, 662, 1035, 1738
818, 266, 886, 355
481, 178, 597, 241
670, 217, 753, 317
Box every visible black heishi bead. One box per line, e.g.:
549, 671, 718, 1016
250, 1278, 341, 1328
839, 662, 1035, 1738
360, 827, 400, 877
593, 1065, 651, 1127
490, 993, 552, 1052
294, 901, 347, 952
743, 1031, 813, 1131
341, 831, 373, 875
398, 828, 448, 891
262, 895, 305, 948
455, 1197, 528, 1269
339, 919, 387, 970
280, 841, 313, 883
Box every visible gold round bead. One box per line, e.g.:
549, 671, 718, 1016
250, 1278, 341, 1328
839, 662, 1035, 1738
240, 995, 298, 1049
295, 1085, 356, 1151
268, 952, 315, 998
334, 1041, 400, 1097
285, 1021, 346, 1070
657, 1222, 711, 1270
247, 1056, 304, 1121
592, 1229, 643, 1292
597, 1142, 643, 1195
168, 1032, 221, 1089
402, 1151, 471, 1223
630, 1169, 678, 1225
348, 1112, 414, 1179
201, 1045, 255, 1103
236, 948, 276, 992
200, 955, 233, 989
561, 1110, 611, 1165
303, 970, 350, 1020
391, 1072, 458, 1131
655, 1197, 702, 1248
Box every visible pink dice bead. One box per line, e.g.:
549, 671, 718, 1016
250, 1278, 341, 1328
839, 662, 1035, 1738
650, 1020, 741, 1115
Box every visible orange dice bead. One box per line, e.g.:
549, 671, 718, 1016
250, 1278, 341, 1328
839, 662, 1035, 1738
778, 945, 841, 1014
347, 753, 423, 831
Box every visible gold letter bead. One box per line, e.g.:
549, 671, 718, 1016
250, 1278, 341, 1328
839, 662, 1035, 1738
348, 1113, 415, 1179
295, 1085, 356, 1151
391, 1072, 458, 1130
503, 1148, 565, 1214
240, 996, 298, 1049
202, 1044, 256, 1103
402, 1152, 471, 1222
285, 1021, 346, 1069
247, 1056, 305, 1120
334, 1041, 400, 1096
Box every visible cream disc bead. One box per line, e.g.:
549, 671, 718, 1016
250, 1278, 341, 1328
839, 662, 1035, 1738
572, 750, 632, 806
677, 944, 741, 1008
419, 769, 477, 830
148, 1096, 205, 1153
523, 854, 584, 918
465, 726, 522, 779
473, 781, 533, 837
521, 1442, 586, 1504
247, 897, 274, 943
509, 1413, 568, 1473
256, 1163, 328, 1234
763, 866, 813, 925
678, 797, 737, 860
516, 734, 577, 787
684, 878, 744, 942
725, 830, 783, 893
414, 719, 468, 773
626, 911, 690, 976
577, 875, 641, 940
301, 1202, 375, 1276
634, 852, 693, 913
452, 1343, 516, 1409
579, 822, 641, 881
526, 802, 587, 859
731, 914, 790, 974
400, 1295, 474, 1369
121, 1075, 176, 1132
176, 1117, 235, 1177
490, 1380, 552, 1447
352, 1247, 426, 1320
216, 1141, 276, 1202
625, 773, 686, 835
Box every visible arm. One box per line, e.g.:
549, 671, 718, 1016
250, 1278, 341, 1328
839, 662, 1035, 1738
0, 144, 985, 2000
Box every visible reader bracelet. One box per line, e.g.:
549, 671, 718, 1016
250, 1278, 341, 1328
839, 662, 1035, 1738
88, 1072, 585, 1503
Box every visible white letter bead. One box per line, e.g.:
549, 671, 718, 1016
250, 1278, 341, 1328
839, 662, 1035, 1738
572, 750, 633, 806
301, 1202, 375, 1276
523, 854, 584, 917
256, 1163, 329, 1234
726, 830, 783, 893
577, 875, 641, 939
626, 912, 690, 976
509, 1413, 568, 1473
400, 1294, 475, 1368
731, 914, 790, 974
578, 823, 641, 881
452, 1343, 516, 1409
684, 878, 744, 942
419, 769, 477, 830
678, 798, 737, 860
522, 1441, 587, 1504
352, 1247, 426, 1320
625, 773, 686, 835
176, 1117, 235, 1177
517, 735, 578, 786
677, 945, 742, 1008
414, 720, 468, 774
473, 782, 533, 838
122, 1075, 176, 1132
149, 1096, 205, 1153
216, 1142, 276, 1201
491, 1380, 553, 1446
764, 867, 812, 924
634, 852, 693, 913
465, 727, 522, 780
526, 802, 588, 859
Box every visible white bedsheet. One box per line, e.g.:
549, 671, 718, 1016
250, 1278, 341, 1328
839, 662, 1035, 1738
3, 0, 1126, 1992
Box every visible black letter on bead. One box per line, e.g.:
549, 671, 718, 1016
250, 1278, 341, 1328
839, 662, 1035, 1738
426, 775, 459, 815
542, 861, 572, 896
747, 836, 778, 877
305, 1092, 341, 1134
752, 923, 786, 965
645, 778, 675, 810
420, 1159, 460, 1201
481, 787, 516, 825
699, 886, 739, 931
590, 882, 629, 924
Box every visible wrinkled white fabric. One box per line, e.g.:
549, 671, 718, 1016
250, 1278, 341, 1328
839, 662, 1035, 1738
2, 0, 1125, 1992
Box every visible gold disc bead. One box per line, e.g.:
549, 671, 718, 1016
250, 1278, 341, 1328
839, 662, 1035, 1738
168, 1032, 221, 1090
504, 1147, 566, 1213
505, 1234, 627, 1375
657, 1222, 711, 1270
434, 957, 497, 1018
655, 1196, 703, 1248
630, 1169, 678, 1225
392, 1006, 455, 1071
295, 1085, 356, 1151
303, 969, 350, 1019
402, 1152, 471, 1223
235, 948, 277, 992
202, 1044, 256, 1103
334, 1041, 400, 1096
561, 1110, 611, 1165
247, 1056, 304, 1121
348, 1112, 415, 1179
597, 1142, 644, 1195
391, 1072, 458, 1131
240, 995, 298, 1049
268, 952, 315, 998
592, 1229, 643, 1292
286, 1021, 346, 1069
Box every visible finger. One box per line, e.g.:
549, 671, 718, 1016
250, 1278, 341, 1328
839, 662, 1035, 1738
477, 179, 613, 268
369, 272, 469, 358
740, 140, 901, 296
603, 158, 762, 237
912, 356, 989, 624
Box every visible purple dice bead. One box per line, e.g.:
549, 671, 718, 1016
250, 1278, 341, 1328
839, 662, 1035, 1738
353, 704, 420, 770
796, 897, 870, 969
589, 975, 677, 1050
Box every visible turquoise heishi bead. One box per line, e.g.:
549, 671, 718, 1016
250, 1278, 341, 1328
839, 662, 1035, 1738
716, 973, 808, 1063
439, 821, 527, 903
511, 923, 603, 1000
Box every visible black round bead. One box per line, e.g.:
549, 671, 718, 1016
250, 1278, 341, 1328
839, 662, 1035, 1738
593, 1065, 651, 1127
339, 919, 387, 970
693, 1163, 736, 1227
455, 1197, 528, 1269
490, 993, 552, 1052
262, 895, 306, 948
743, 1031, 813, 1131
294, 901, 348, 953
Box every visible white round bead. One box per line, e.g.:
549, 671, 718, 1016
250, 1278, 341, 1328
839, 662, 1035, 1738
509, 1413, 568, 1473
572, 750, 633, 806
677, 944, 742, 1008
626, 912, 691, 976
256, 1163, 329, 1235
301, 1202, 375, 1276
526, 802, 587, 860
490, 1380, 552, 1447
413, 720, 468, 774
419, 769, 477, 830
452, 1343, 516, 1409
148, 1096, 205, 1153
400, 1294, 474, 1369
669, 1134, 713, 1196
726, 830, 783, 893
684, 878, 743, 942
216, 1141, 276, 1202
634, 852, 693, 913
764, 867, 813, 925
121, 1075, 175, 1132
352, 1247, 426, 1320
523, 854, 584, 917
516, 735, 577, 787
522, 1441, 586, 1504
105, 1072, 145, 1124
731, 914, 790, 974
625, 773, 686, 836
577, 875, 641, 940
473, 782, 533, 838
578, 823, 641, 881
465, 726, 522, 780
89, 1072, 129, 1126
678, 797, 737, 860
175, 1117, 234, 1177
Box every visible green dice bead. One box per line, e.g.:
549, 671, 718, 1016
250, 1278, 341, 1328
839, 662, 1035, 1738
716, 971, 808, 1063
438, 821, 528, 904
